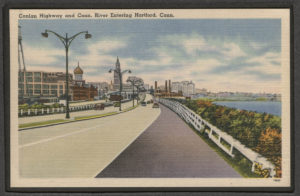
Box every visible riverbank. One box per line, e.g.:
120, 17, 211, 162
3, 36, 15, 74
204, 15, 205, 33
213, 101, 281, 116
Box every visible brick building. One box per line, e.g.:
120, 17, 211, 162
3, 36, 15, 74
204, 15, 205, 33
72, 62, 97, 101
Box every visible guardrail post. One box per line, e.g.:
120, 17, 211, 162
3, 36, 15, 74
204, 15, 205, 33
209, 128, 212, 138
230, 143, 234, 154
251, 162, 256, 172
42, 108, 44, 114
20, 109, 23, 116
28, 109, 30, 115
47, 108, 49, 114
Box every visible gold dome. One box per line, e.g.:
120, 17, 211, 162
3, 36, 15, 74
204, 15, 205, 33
74, 62, 83, 74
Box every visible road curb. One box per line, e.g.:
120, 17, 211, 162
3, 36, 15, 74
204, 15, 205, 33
19, 104, 140, 131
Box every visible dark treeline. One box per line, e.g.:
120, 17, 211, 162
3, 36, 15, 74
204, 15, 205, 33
173, 98, 282, 177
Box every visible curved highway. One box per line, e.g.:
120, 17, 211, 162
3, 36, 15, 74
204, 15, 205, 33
97, 104, 241, 178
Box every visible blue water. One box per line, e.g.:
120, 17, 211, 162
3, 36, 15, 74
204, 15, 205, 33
213, 101, 281, 116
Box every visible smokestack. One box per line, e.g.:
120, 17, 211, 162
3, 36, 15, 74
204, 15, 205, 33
169, 80, 171, 93
165, 80, 168, 92
155, 81, 157, 93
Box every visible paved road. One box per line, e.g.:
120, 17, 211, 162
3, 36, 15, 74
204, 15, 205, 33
19, 94, 160, 178
97, 104, 241, 178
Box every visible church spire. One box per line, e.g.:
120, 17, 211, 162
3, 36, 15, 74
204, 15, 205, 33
116, 56, 120, 70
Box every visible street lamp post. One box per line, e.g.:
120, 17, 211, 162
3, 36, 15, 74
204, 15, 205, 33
135, 84, 144, 104
42, 30, 91, 119
126, 77, 143, 107
109, 67, 131, 111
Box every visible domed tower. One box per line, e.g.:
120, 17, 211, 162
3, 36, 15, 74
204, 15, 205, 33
74, 61, 84, 86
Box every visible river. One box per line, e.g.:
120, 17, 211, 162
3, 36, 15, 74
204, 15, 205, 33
213, 101, 281, 116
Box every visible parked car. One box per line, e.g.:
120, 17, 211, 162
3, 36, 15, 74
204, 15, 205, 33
94, 103, 105, 110
141, 101, 147, 106
114, 102, 120, 107
152, 102, 159, 108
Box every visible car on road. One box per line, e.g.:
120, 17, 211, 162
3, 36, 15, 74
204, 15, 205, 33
152, 102, 159, 108
94, 103, 105, 110
141, 101, 147, 106
114, 102, 120, 107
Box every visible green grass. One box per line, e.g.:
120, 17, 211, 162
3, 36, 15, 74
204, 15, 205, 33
19, 119, 69, 129
188, 124, 261, 178
123, 104, 139, 112
75, 112, 118, 121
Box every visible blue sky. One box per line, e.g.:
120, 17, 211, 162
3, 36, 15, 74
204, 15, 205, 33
19, 19, 281, 93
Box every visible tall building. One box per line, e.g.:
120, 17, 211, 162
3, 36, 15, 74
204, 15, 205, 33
18, 70, 72, 99
171, 82, 181, 93
113, 57, 121, 90
72, 62, 97, 101
187, 81, 195, 96
171, 80, 195, 97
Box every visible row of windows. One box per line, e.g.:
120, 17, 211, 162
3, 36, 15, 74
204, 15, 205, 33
19, 84, 65, 89
20, 76, 68, 84
23, 72, 41, 77
19, 89, 65, 95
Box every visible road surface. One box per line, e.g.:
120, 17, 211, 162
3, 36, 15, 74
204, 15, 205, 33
97, 104, 241, 178
19, 94, 160, 178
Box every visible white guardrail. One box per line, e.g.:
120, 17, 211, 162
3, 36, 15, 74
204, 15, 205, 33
18, 98, 139, 117
18, 104, 97, 117
159, 98, 276, 177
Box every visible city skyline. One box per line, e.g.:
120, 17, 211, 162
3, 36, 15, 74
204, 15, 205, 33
19, 19, 281, 93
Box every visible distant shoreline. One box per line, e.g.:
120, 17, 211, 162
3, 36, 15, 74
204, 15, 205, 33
196, 97, 281, 102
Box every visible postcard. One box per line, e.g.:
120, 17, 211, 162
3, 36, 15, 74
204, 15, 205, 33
9, 9, 291, 189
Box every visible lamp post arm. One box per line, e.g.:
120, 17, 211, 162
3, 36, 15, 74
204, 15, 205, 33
122, 69, 131, 74
68, 31, 89, 46
45, 30, 67, 47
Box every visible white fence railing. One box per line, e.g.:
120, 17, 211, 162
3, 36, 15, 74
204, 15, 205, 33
159, 98, 276, 177
18, 104, 96, 117
18, 99, 136, 117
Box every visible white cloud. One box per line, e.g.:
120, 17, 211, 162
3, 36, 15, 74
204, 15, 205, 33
69, 38, 128, 68
23, 44, 65, 66
245, 52, 281, 75
87, 39, 127, 53
159, 33, 247, 61
222, 42, 246, 59
249, 42, 267, 50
